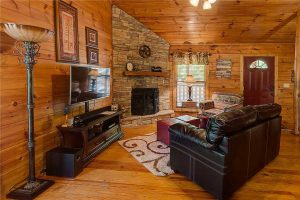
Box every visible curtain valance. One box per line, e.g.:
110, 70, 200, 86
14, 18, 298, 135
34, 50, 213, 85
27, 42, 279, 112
173, 51, 209, 65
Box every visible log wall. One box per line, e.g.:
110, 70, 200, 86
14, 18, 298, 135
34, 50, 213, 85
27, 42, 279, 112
170, 44, 295, 129
0, 0, 113, 198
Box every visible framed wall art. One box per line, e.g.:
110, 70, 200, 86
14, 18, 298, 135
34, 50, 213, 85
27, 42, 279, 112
85, 27, 98, 47
87, 47, 99, 65
216, 59, 232, 78
55, 0, 79, 63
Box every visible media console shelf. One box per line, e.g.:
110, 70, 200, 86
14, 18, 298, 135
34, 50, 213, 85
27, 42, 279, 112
57, 107, 123, 167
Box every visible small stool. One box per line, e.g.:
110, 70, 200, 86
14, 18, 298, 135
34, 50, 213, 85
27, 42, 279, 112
176, 115, 200, 128
157, 118, 182, 145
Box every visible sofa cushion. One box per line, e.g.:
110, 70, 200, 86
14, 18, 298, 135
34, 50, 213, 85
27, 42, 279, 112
204, 108, 224, 116
212, 92, 243, 105
169, 123, 216, 150
206, 106, 257, 145
253, 103, 281, 122
214, 102, 231, 110
199, 100, 215, 110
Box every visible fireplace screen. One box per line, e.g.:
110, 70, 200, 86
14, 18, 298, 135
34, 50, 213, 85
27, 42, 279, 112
131, 88, 159, 116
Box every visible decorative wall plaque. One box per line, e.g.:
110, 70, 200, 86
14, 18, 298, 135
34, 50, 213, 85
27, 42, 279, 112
216, 59, 232, 78
139, 45, 151, 58
55, 0, 79, 63
85, 27, 98, 47
87, 47, 99, 65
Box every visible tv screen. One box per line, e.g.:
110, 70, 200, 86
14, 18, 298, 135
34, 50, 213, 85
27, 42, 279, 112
70, 65, 110, 105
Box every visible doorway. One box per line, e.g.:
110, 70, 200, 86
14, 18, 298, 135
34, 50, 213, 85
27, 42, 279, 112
243, 56, 275, 105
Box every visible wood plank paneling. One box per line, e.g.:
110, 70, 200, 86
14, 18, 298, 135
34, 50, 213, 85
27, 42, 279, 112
295, 11, 300, 135
0, 0, 113, 198
113, 0, 300, 45
22, 124, 300, 200
170, 44, 295, 129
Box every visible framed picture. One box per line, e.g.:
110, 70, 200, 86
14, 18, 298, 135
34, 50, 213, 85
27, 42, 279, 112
87, 47, 99, 65
85, 27, 98, 47
216, 59, 232, 78
55, 0, 79, 63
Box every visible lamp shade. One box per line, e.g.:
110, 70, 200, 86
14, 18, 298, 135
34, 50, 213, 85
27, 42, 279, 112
208, 0, 217, 4
185, 74, 195, 84
88, 69, 100, 76
1, 23, 54, 42
203, 1, 212, 10
190, 0, 199, 7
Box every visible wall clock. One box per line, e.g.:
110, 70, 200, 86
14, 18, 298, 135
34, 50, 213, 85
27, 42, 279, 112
126, 62, 134, 71
139, 45, 151, 58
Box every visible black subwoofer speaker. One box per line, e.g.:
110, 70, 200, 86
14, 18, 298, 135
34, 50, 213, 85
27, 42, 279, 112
46, 147, 83, 178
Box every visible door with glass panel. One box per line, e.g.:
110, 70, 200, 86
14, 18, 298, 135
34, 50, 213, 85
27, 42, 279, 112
243, 57, 275, 105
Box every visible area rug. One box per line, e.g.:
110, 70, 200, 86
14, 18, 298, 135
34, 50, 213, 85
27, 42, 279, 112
118, 133, 174, 176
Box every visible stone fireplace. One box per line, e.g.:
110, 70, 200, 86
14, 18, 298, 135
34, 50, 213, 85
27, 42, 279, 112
131, 88, 159, 115
112, 6, 171, 118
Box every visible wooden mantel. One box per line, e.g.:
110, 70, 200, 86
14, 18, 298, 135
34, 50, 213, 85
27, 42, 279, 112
124, 71, 169, 77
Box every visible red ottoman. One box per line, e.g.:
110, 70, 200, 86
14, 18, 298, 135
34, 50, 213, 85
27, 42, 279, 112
199, 115, 209, 129
157, 118, 182, 145
176, 115, 200, 128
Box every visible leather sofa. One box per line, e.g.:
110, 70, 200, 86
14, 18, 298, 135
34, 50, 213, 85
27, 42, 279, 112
169, 103, 282, 200
199, 92, 243, 117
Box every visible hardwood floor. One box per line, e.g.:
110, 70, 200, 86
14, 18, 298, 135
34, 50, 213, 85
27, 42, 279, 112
34, 124, 300, 200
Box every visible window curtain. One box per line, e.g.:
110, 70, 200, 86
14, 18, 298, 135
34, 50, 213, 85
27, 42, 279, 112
173, 51, 209, 65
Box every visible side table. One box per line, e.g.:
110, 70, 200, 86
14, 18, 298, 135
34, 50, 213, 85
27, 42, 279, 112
182, 101, 197, 108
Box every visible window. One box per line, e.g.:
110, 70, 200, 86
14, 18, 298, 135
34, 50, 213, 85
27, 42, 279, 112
250, 60, 268, 69
176, 64, 206, 107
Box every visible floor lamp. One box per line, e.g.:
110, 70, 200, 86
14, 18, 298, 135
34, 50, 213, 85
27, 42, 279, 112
2, 23, 54, 199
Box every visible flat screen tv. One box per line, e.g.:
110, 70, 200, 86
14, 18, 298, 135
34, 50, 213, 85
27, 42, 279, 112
70, 65, 110, 105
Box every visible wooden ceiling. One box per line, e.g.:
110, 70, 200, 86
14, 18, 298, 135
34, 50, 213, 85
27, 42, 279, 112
112, 0, 300, 45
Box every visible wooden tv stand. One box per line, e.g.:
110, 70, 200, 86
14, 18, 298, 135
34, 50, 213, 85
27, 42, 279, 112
57, 107, 123, 166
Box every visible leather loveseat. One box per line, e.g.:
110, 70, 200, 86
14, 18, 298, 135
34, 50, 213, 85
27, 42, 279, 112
169, 103, 282, 200
199, 92, 243, 117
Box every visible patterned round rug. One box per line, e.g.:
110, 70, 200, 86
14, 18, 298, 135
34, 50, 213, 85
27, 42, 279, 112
118, 133, 174, 176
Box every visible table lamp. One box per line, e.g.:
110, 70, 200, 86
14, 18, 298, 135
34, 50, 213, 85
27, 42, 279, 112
185, 74, 195, 101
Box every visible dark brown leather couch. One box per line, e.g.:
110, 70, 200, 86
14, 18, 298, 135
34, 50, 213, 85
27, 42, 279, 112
169, 103, 282, 200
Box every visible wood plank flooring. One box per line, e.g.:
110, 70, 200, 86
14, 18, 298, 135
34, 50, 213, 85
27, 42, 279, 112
31, 125, 300, 200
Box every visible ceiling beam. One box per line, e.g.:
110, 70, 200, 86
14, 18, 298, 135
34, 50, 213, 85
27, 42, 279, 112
262, 12, 297, 41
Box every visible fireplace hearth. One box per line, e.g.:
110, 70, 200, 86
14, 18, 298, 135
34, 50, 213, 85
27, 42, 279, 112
131, 88, 159, 115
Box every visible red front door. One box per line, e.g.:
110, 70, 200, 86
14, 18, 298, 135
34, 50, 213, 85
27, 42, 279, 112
243, 56, 275, 105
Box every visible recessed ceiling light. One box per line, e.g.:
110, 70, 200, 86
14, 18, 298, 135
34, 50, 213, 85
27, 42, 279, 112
203, 1, 212, 9
208, 0, 217, 4
190, 0, 200, 7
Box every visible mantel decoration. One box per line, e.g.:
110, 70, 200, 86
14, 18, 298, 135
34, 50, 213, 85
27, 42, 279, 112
55, 0, 79, 63
173, 51, 210, 65
139, 44, 151, 58
2, 23, 54, 199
